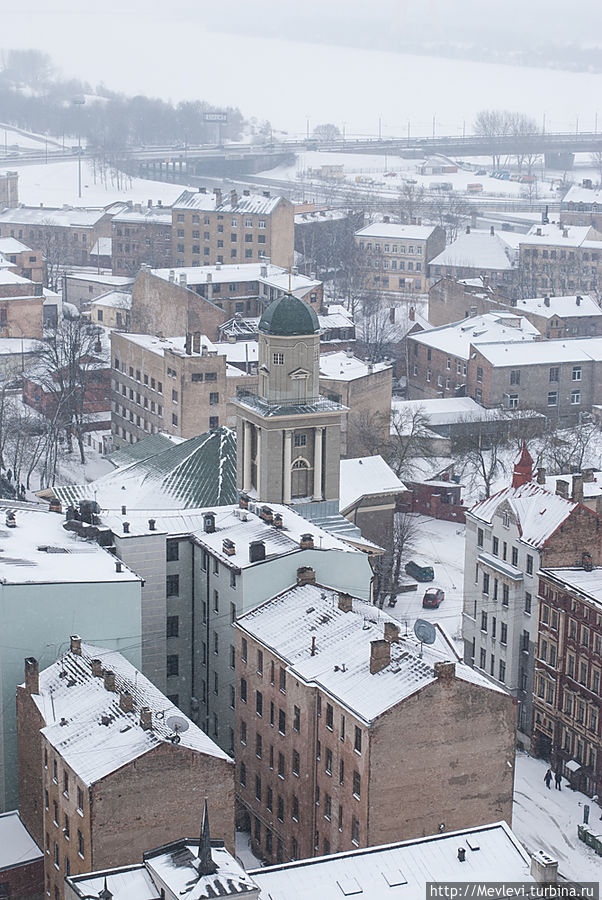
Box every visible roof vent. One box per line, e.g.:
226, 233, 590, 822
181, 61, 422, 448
249, 540, 266, 563
123, 521, 130, 534
458, 847, 466, 863
148, 518, 156, 531
203, 512, 216, 533
121, 505, 126, 515
260, 505, 273, 523
115, 561, 122, 573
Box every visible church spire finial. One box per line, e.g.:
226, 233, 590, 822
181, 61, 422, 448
198, 798, 218, 875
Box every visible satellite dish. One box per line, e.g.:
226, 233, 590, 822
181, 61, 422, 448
414, 619, 437, 646
165, 714, 190, 735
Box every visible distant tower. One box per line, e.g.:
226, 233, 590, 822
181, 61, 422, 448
512, 441, 534, 489
198, 798, 217, 875
234, 292, 344, 506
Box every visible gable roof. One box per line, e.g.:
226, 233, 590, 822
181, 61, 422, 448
339, 457, 405, 513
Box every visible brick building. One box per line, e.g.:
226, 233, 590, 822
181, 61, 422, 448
110, 331, 248, 446
0, 811, 43, 900
172, 188, 293, 269
355, 221, 445, 294
531, 565, 602, 798
518, 222, 602, 297
235, 583, 516, 865
0, 206, 114, 267
407, 313, 540, 402
428, 228, 521, 299
16, 637, 234, 900
428, 275, 506, 327
510, 293, 602, 338
318, 351, 392, 458
463, 447, 602, 741
112, 202, 172, 274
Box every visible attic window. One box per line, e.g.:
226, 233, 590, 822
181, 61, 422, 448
337, 877, 363, 896
382, 870, 408, 887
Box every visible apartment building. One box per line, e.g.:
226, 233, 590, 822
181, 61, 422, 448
462, 447, 602, 741
511, 293, 602, 338
0, 265, 44, 338
90, 289, 131, 330
172, 188, 294, 269
428, 228, 521, 299
0, 237, 43, 282
532, 565, 602, 799
110, 331, 235, 446
518, 222, 602, 297
112, 202, 172, 274
17, 638, 234, 900
235, 583, 516, 865
318, 351, 392, 458
98, 502, 374, 755
562, 182, 602, 231
0, 171, 18, 209
0, 503, 143, 811
0, 206, 114, 267
355, 221, 445, 294
407, 313, 539, 402
64, 273, 135, 309
428, 276, 507, 327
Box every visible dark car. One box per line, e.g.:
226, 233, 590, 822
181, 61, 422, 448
422, 588, 445, 609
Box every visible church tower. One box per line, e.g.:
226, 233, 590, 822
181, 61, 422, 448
234, 293, 344, 506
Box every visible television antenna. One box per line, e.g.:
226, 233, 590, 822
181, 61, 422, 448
413, 619, 436, 657
165, 714, 189, 743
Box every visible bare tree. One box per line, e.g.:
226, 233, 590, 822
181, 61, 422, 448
453, 417, 510, 498
387, 404, 434, 478
357, 293, 397, 362
374, 513, 419, 608
430, 191, 472, 242
313, 123, 342, 142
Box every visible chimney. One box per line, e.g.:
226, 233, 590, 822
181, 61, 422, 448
537, 467, 546, 485
147, 199, 152, 208
203, 512, 216, 533
434, 660, 456, 680
230, 189, 238, 207
572, 474, 584, 502
243, 189, 250, 196
239, 492, 249, 509
576, 295, 582, 306
263, 191, 271, 198
582, 551, 593, 572
214, 188, 222, 206
555, 480, 569, 499
179, 273, 187, 288
543, 296, 550, 307
148, 518, 156, 531
383, 216, 390, 224
409, 306, 415, 321
24, 657, 39, 695
198, 186, 207, 194
583, 468, 595, 483
119, 690, 134, 713
103, 670, 116, 692
70, 635, 82, 656
273, 513, 283, 528
260, 505, 274, 524
338, 592, 352, 613
563, 228, 569, 238
530, 850, 558, 885
185, 332, 192, 354
140, 707, 152, 730
249, 540, 266, 563
300, 533, 314, 550
222, 538, 236, 556
169, 270, 175, 283
458, 848, 466, 863
123, 522, 130, 534
490, 225, 495, 235
91, 659, 103, 677
193, 332, 201, 353
369, 640, 390, 674
115, 561, 123, 573
296, 566, 316, 585
260, 263, 268, 277
384, 621, 400, 643
121, 505, 127, 516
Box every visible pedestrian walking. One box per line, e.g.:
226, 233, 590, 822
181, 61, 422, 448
554, 771, 562, 790
544, 768, 552, 789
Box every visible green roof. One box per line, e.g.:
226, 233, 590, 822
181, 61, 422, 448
258, 293, 320, 336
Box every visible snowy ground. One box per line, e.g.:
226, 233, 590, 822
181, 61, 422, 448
235, 830, 262, 870
514, 751, 602, 883
388, 515, 465, 649
0, 124, 64, 151
10, 159, 188, 208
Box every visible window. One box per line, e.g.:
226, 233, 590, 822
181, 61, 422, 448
166, 616, 179, 637
501, 622, 508, 644
508, 394, 519, 409
277, 796, 284, 822
63, 770, 69, 796
480, 647, 486, 669
353, 770, 361, 798
483, 573, 490, 595
255, 775, 262, 802
210, 416, 219, 429
209, 391, 219, 406
166, 655, 179, 676
477, 528, 484, 548
267, 787, 273, 812
339, 759, 345, 785
240, 762, 246, 786
548, 391, 558, 406
525, 592, 532, 614
77, 787, 83, 812
572, 366, 582, 381
256, 691, 263, 717
481, 611, 488, 632
510, 370, 520, 385
492, 536, 499, 556
172, 413, 178, 426
502, 584, 509, 606
354, 726, 362, 753
273, 352, 284, 365
549, 367, 559, 382
166, 574, 179, 597
278, 752, 285, 778
279, 667, 286, 693
526, 554, 533, 575
240, 720, 247, 745
279, 709, 286, 734
571, 390, 581, 405
53, 800, 58, 825
64, 814, 70, 841
512, 547, 518, 567
77, 830, 84, 858
166, 540, 179, 561
477, 366, 483, 383
293, 749, 300, 775
53, 760, 57, 783
326, 703, 334, 730
325, 748, 333, 774
352, 818, 359, 845
240, 678, 247, 703
293, 706, 301, 732
325, 793, 332, 820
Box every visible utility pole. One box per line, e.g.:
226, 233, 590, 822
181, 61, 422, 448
71, 96, 86, 200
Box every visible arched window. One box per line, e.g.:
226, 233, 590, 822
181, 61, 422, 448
291, 457, 311, 499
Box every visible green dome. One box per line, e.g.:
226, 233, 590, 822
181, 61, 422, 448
258, 293, 320, 336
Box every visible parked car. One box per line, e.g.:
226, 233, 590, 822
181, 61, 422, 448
405, 560, 435, 582
422, 588, 445, 608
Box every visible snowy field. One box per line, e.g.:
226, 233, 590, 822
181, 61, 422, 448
514, 752, 602, 882
9, 159, 189, 208
0, 124, 63, 151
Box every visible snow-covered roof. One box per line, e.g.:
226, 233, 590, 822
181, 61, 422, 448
68, 842, 255, 900
339, 457, 405, 512
475, 335, 602, 367
118, 332, 218, 358
391, 396, 496, 428
250, 821, 535, 898
100, 501, 360, 561
0, 268, 34, 286
0, 503, 141, 585
521, 222, 602, 248
67, 273, 134, 286
469, 481, 583, 549
90, 237, 112, 257
173, 189, 283, 216
0, 337, 43, 356
0, 811, 42, 871
90, 289, 132, 310
319, 304, 354, 330
212, 340, 258, 365
112, 206, 172, 225
563, 184, 602, 206
356, 222, 438, 240
295, 208, 351, 224
151, 262, 319, 294
512, 293, 602, 320
399, 456, 456, 484
319, 351, 390, 381
0, 237, 33, 254
0, 206, 106, 227
238, 583, 506, 724
541, 566, 602, 609
544, 471, 602, 499
410, 313, 540, 359
430, 230, 520, 270
33, 641, 231, 786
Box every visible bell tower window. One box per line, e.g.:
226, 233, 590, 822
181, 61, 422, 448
273, 352, 284, 365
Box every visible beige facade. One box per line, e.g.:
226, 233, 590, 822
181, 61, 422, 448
355, 222, 446, 295
172, 189, 294, 269
111, 331, 235, 446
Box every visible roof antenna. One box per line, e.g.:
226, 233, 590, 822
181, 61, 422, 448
198, 798, 218, 875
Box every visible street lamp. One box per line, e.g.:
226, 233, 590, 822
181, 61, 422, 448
71, 96, 86, 200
